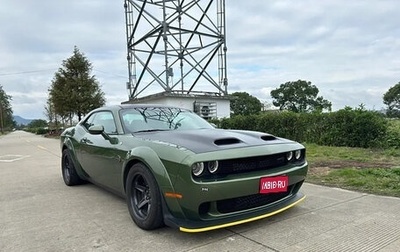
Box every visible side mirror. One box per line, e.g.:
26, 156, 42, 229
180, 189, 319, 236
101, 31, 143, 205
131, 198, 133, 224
88, 125, 104, 135
88, 124, 119, 145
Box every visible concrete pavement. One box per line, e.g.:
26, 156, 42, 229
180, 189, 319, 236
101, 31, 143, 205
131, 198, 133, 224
1, 131, 400, 251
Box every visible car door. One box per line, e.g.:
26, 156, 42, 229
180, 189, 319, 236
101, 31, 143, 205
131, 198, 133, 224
77, 111, 123, 192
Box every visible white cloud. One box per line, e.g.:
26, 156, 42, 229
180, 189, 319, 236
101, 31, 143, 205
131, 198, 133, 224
1, 0, 400, 118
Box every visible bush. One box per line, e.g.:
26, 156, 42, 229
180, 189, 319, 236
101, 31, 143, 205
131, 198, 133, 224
384, 120, 400, 149
319, 107, 387, 148
216, 107, 389, 148
24, 127, 49, 135
36, 127, 49, 135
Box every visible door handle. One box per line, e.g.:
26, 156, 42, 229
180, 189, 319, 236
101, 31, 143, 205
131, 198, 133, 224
81, 137, 89, 144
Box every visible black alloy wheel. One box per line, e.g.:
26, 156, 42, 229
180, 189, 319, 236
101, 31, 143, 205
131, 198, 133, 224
126, 163, 163, 230
61, 149, 83, 186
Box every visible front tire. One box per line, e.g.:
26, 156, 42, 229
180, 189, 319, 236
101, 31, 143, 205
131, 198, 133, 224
61, 149, 83, 186
126, 163, 164, 230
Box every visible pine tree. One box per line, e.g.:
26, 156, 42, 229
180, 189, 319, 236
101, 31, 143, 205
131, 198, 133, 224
0, 85, 14, 133
48, 46, 106, 123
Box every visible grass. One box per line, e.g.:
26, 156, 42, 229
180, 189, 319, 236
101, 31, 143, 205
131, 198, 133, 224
305, 143, 400, 197
306, 143, 400, 163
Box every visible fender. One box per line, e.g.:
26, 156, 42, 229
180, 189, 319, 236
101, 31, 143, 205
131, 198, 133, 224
123, 146, 175, 192
61, 136, 89, 180
123, 146, 186, 219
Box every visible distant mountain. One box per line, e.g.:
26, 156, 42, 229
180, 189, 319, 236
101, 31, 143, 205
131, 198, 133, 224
13, 116, 33, 126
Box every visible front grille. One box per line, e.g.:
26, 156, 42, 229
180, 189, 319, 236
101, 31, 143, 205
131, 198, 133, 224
192, 151, 306, 181
216, 185, 294, 214
218, 153, 287, 174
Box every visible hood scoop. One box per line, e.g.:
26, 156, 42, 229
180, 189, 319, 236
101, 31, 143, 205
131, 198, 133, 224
261, 135, 277, 141
214, 138, 242, 146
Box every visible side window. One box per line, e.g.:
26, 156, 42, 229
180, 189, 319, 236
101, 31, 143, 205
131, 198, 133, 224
83, 113, 96, 130
122, 112, 147, 132
83, 111, 117, 134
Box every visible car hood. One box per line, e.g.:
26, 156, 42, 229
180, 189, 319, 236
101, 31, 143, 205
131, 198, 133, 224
135, 128, 293, 154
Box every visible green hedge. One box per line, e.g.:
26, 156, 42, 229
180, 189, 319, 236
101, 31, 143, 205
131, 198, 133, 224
216, 108, 390, 148
386, 120, 400, 149
24, 127, 49, 135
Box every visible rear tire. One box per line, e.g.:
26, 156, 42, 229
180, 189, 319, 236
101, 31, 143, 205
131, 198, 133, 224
61, 149, 83, 186
126, 163, 164, 230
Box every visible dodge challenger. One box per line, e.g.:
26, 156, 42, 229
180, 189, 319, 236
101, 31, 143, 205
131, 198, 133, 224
60, 104, 308, 232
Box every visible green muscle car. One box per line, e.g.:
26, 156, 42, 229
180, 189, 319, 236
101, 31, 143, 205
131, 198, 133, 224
60, 104, 308, 232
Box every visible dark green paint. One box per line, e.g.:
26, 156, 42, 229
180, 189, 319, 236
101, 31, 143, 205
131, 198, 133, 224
60, 104, 308, 231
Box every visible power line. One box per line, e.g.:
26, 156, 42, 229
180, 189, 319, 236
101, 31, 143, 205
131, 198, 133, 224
0, 69, 57, 77
93, 69, 126, 79
0, 68, 127, 79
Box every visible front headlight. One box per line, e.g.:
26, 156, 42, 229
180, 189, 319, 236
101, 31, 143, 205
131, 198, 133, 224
295, 149, 302, 160
192, 162, 204, 176
286, 151, 293, 161
208, 160, 219, 174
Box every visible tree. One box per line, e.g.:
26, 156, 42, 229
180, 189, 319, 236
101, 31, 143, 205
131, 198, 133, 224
230, 92, 262, 116
48, 46, 106, 123
383, 82, 400, 118
270, 80, 332, 113
44, 99, 64, 131
0, 85, 14, 133
27, 119, 48, 128
44, 99, 55, 126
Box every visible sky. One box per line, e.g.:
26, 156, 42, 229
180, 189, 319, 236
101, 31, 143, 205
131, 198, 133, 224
1, 0, 400, 119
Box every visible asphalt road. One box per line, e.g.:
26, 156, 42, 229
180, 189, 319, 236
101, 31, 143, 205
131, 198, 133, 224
1, 131, 400, 252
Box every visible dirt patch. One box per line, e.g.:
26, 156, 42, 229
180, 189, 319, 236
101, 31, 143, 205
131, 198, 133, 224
310, 160, 395, 169
308, 166, 331, 176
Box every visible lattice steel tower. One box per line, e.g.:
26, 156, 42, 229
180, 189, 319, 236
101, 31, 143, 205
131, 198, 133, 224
124, 0, 228, 100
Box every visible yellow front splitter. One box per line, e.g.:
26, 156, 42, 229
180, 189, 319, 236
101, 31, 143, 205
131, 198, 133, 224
179, 195, 306, 233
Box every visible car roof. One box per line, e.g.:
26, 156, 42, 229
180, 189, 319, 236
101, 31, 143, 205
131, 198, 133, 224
94, 104, 188, 111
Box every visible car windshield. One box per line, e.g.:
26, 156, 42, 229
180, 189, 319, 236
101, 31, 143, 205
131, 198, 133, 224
120, 107, 214, 133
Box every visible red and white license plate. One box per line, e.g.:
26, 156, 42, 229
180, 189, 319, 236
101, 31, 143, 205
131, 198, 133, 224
259, 176, 288, 194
